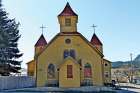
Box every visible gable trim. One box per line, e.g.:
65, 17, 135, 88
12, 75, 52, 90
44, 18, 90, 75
58, 57, 80, 69
36, 32, 104, 58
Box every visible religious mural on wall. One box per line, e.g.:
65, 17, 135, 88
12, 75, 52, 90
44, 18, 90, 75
47, 64, 55, 78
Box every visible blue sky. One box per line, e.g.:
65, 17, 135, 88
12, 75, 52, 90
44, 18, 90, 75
2, 0, 140, 68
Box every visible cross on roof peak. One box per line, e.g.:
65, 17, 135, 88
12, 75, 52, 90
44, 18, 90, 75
40, 24, 46, 34
91, 24, 97, 33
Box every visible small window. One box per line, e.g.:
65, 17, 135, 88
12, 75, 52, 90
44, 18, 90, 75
105, 63, 108, 66
65, 39, 71, 44
105, 72, 109, 78
67, 65, 73, 78
65, 18, 71, 26
105, 74, 109, 78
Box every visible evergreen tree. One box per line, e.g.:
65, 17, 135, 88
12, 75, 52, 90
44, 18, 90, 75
0, 0, 23, 76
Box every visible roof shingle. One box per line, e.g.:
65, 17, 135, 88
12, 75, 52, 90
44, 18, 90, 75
90, 33, 102, 45
58, 2, 77, 16
35, 34, 47, 47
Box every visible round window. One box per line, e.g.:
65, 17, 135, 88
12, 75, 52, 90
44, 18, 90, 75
65, 39, 71, 44
105, 63, 108, 66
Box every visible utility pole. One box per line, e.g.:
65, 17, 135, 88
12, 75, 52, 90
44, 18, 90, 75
130, 53, 133, 83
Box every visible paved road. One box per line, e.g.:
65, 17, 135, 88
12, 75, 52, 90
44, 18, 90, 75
116, 89, 139, 93
0, 83, 140, 93
115, 83, 140, 93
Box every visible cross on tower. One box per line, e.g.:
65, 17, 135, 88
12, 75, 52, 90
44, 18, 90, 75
40, 24, 46, 34
91, 24, 97, 33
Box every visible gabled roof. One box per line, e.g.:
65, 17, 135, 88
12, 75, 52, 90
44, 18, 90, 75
36, 33, 104, 59
58, 2, 77, 16
35, 34, 47, 47
103, 58, 112, 63
90, 33, 102, 46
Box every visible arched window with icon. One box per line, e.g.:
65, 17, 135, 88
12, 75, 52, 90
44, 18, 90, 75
47, 64, 55, 79
84, 63, 92, 78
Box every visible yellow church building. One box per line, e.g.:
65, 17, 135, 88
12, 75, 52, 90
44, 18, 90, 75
27, 3, 111, 88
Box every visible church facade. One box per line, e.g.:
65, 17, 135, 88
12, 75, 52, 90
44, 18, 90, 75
27, 3, 111, 88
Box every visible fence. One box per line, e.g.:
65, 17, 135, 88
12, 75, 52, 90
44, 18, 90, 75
0, 76, 35, 90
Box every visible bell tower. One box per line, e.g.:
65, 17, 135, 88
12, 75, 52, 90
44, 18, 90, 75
58, 3, 78, 33
90, 33, 103, 53
34, 34, 47, 56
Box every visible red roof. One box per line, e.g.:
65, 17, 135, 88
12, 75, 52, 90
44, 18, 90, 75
90, 33, 102, 45
58, 2, 77, 16
35, 34, 47, 47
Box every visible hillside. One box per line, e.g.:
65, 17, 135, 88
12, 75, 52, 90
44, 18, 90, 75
133, 54, 140, 68
112, 54, 140, 68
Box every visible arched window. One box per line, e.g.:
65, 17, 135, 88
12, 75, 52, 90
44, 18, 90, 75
63, 49, 76, 59
64, 50, 69, 59
84, 63, 92, 78
70, 49, 75, 59
47, 64, 55, 78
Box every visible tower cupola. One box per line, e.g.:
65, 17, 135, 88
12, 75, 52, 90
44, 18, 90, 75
35, 34, 47, 56
58, 3, 78, 33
